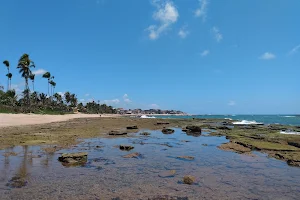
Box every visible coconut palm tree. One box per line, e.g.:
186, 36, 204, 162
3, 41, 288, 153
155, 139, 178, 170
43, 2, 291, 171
5, 73, 12, 90
29, 73, 35, 91
49, 80, 56, 96
64, 91, 71, 105
42, 72, 51, 96
3, 60, 10, 91
17, 54, 35, 104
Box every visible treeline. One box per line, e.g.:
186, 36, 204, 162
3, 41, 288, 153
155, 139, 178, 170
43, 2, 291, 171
0, 54, 116, 114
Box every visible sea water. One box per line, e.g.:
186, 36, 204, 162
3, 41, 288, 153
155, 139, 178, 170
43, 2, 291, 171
155, 115, 300, 126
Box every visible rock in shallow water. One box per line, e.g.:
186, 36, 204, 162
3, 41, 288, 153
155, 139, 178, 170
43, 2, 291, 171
108, 130, 127, 136
177, 156, 195, 161
183, 175, 195, 185
162, 128, 175, 134
119, 145, 134, 151
123, 152, 141, 158
158, 170, 176, 178
58, 152, 88, 166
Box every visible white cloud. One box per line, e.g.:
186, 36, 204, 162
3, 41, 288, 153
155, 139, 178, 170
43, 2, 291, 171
178, 26, 189, 38
57, 92, 65, 96
11, 83, 24, 93
259, 52, 276, 60
32, 69, 47, 75
195, 0, 208, 21
146, 1, 179, 40
149, 103, 160, 109
103, 99, 120, 105
288, 44, 300, 55
85, 93, 90, 97
228, 101, 236, 106
79, 99, 85, 102
212, 26, 223, 42
201, 50, 210, 57
123, 94, 131, 103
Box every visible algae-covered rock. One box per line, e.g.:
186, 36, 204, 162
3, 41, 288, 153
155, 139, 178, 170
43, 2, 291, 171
58, 152, 88, 166
162, 128, 175, 134
183, 175, 195, 185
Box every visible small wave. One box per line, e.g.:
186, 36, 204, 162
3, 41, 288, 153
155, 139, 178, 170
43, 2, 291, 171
233, 120, 263, 125
140, 115, 156, 119
224, 118, 232, 120
280, 130, 300, 135
282, 116, 296, 118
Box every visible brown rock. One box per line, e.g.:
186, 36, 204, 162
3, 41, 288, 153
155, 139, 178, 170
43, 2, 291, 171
123, 152, 140, 158
58, 152, 88, 165
183, 175, 195, 185
177, 156, 194, 161
158, 170, 176, 178
108, 130, 127, 136
218, 142, 251, 154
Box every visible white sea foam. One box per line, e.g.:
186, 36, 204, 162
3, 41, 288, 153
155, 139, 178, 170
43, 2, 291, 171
280, 130, 300, 135
224, 118, 232, 120
233, 120, 263, 125
282, 116, 296, 118
140, 115, 156, 119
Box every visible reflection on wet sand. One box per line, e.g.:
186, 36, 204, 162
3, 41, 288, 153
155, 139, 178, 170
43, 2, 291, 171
0, 129, 300, 199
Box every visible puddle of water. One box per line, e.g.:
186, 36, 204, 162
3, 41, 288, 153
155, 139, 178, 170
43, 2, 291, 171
0, 128, 300, 199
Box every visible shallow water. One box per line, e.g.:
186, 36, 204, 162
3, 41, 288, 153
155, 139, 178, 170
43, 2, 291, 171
1, 129, 300, 200
155, 115, 300, 126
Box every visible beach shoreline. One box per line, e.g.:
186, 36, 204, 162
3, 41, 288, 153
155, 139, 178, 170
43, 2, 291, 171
0, 113, 122, 128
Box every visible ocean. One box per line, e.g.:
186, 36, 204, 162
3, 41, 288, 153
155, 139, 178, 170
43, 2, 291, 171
154, 115, 300, 126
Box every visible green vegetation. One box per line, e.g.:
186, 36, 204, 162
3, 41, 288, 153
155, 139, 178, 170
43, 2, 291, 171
1, 54, 116, 114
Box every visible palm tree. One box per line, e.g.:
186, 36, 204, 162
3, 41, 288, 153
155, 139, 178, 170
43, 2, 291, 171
29, 73, 35, 91
42, 72, 51, 96
3, 60, 10, 91
64, 91, 71, 105
5, 73, 12, 90
17, 54, 35, 104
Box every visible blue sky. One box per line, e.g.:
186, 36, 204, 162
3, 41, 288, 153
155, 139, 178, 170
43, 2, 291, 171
0, 0, 299, 114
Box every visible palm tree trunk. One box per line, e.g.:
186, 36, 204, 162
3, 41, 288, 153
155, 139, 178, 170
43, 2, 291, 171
32, 81, 34, 92
7, 78, 9, 91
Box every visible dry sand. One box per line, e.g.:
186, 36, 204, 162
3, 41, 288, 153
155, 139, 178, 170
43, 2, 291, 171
0, 113, 121, 127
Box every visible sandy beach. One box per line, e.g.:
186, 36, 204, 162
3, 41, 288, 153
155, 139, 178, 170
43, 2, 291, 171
0, 113, 120, 127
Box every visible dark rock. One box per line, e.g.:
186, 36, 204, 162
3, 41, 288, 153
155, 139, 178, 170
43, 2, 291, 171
119, 145, 134, 151
185, 126, 202, 135
123, 152, 141, 158
140, 132, 151, 136
156, 122, 170, 125
288, 142, 300, 148
58, 152, 88, 166
183, 175, 195, 185
162, 128, 175, 134
126, 125, 138, 130
182, 129, 188, 132
177, 156, 194, 161
287, 160, 300, 167
217, 126, 231, 130
108, 130, 127, 136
